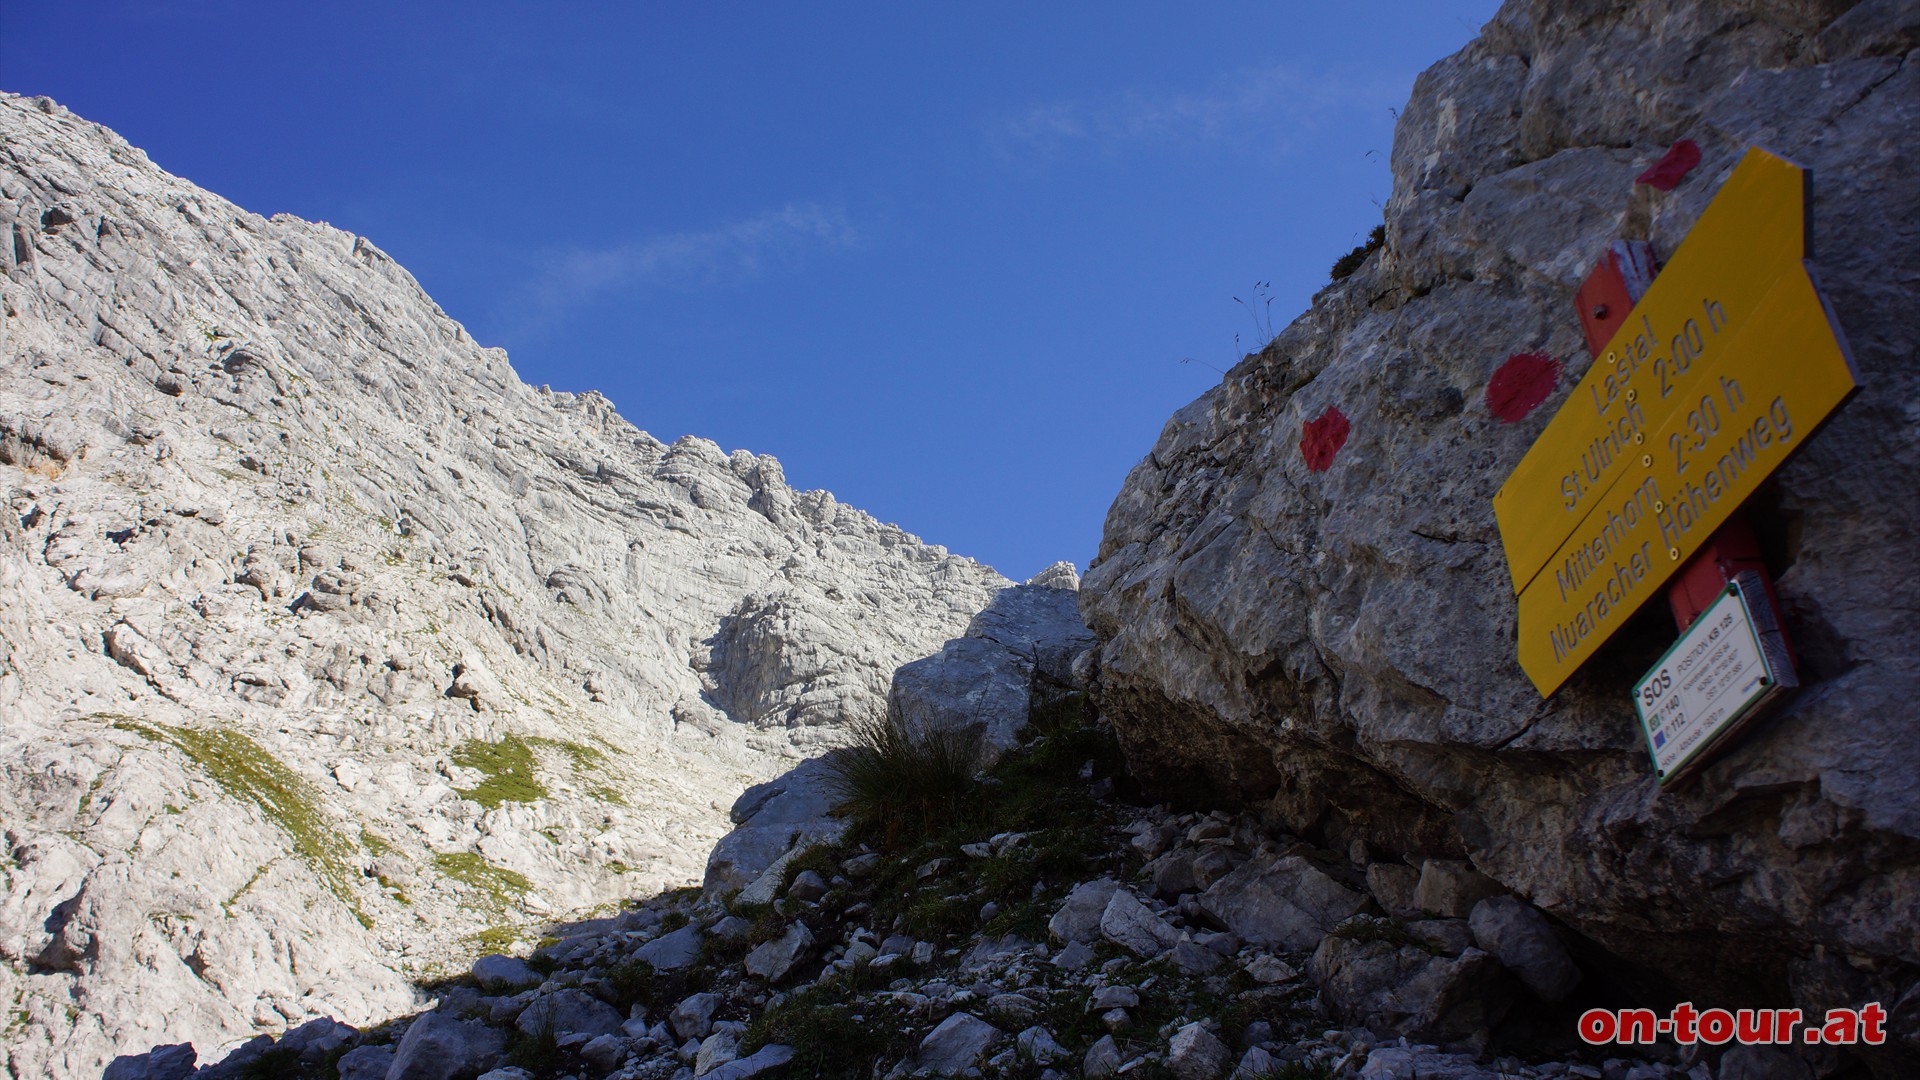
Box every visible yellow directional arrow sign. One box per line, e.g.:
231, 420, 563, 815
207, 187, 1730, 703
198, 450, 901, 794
1496, 148, 1859, 696
1496, 149, 1814, 593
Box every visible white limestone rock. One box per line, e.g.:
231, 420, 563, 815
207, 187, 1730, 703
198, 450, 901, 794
1196, 854, 1367, 951
1098, 888, 1182, 958
0, 91, 1006, 1080
887, 584, 1095, 761
913, 1012, 1001, 1077
1046, 878, 1121, 945
1166, 1022, 1231, 1080
386, 1012, 506, 1080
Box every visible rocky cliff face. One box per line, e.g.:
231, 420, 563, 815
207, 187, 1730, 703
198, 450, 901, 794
0, 93, 1007, 1078
1082, 0, 1919, 1064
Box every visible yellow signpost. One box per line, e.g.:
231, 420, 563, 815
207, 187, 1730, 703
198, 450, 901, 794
1496, 148, 1859, 696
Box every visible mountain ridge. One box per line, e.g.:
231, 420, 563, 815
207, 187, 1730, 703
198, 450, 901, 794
0, 90, 1009, 1079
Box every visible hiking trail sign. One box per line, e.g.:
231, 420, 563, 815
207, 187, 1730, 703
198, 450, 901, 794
1495, 147, 1859, 697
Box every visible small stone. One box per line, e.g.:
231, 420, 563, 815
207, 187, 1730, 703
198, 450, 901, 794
1049, 878, 1122, 944
102, 1044, 197, 1080
670, 992, 723, 1042
1188, 820, 1232, 842
1199, 931, 1241, 957
635, 924, 705, 971
986, 993, 1040, 1025
1146, 851, 1200, 898
517, 988, 624, 1040
841, 852, 883, 878
1099, 888, 1181, 957
1101, 1008, 1130, 1032
581, 1032, 628, 1074
333, 1045, 395, 1080
1084, 1035, 1125, 1078
1017, 1026, 1068, 1063
701, 1045, 796, 1080
708, 915, 752, 942
1167, 1022, 1231, 1080
1468, 896, 1580, 1001
1130, 824, 1176, 859
472, 954, 542, 991
1232, 1047, 1277, 1079
694, 1028, 741, 1076
1198, 854, 1367, 950
1191, 847, 1235, 889
915, 1012, 1002, 1076
1365, 863, 1422, 920
1412, 859, 1503, 918
786, 869, 828, 903
1091, 986, 1139, 1011
389, 1012, 507, 1080
744, 923, 814, 983
1052, 940, 1095, 970
1171, 940, 1222, 974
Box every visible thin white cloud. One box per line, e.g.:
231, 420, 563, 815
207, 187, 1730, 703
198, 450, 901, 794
511, 203, 859, 329
994, 64, 1406, 161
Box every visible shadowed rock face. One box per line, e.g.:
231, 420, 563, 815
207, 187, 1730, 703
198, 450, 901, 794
0, 93, 1006, 1078
1081, 0, 1920, 1049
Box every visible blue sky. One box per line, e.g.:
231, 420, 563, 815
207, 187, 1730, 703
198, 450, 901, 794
5, 2, 1500, 581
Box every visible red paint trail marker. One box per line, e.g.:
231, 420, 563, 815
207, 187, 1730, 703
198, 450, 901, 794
1300, 406, 1350, 472
1637, 139, 1702, 191
1486, 352, 1563, 423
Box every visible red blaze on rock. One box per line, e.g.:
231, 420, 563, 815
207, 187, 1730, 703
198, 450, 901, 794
1300, 406, 1351, 473
1486, 352, 1564, 423
1636, 139, 1702, 191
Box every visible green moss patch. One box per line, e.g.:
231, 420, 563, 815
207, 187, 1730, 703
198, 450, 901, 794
450, 734, 627, 808
450, 736, 548, 808
433, 851, 531, 913
112, 718, 369, 927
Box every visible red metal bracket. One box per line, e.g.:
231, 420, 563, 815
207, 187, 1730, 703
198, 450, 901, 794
1572, 243, 1795, 648
1575, 240, 1660, 356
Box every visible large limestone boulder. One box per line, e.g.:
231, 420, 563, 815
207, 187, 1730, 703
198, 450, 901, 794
1080, 2, 1920, 1070
888, 580, 1096, 759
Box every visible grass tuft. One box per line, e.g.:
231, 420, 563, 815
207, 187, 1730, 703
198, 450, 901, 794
820, 712, 983, 846
504, 995, 567, 1074
1330, 223, 1386, 281
739, 986, 912, 1079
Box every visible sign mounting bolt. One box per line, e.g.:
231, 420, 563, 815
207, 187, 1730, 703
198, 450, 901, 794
1643, 454, 1655, 467
1668, 546, 1681, 560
